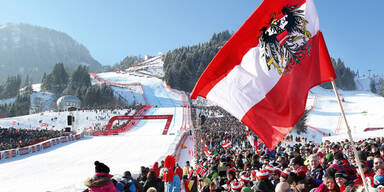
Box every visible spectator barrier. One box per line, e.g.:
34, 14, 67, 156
0, 132, 84, 161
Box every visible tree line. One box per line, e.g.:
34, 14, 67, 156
163, 31, 232, 92
0, 62, 120, 117
163, 31, 356, 93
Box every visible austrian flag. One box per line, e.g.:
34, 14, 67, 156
190, 0, 336, 149
221, 140, 232, 149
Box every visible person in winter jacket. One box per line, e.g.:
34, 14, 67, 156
315, 176, 339, 192
308, 154, 325, 187
163, 155, 181, 192
335, 170, 351, 192
143, 170, 164, 192
121, 171, 144, 192
85, 161, 118, 192
354, 160, 374, 187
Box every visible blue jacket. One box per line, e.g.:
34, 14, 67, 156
164, 175, 181, 192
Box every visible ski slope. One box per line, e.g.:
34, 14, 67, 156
0, 58, 194, 191
0, 107, 186, 192
295, 85, 384, 143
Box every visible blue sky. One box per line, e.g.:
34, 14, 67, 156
0, 0, 383, 75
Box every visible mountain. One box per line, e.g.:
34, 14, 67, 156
0, 23, 102, 83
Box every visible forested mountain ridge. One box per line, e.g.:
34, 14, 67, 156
0, 23, 102, 82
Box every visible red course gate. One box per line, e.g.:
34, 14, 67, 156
92, 115, 173, 135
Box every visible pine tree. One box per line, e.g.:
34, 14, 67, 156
41, 63, 69, 93
370, 79, 377, 93
24, 74, 33, 94
0, 75, 22, 99
295, 110, 308, 134
163, 30, 232, 92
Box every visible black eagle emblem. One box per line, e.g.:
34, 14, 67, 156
260, 4, 312, 75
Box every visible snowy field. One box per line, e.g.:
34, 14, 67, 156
0, 59, 194, 191
0, 107, 183, 191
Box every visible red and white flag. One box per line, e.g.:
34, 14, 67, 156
201, 138, 208, 148
190, 0, 336, 149
203, 147, 213, 157
221, 140, 232, 150
196, 166, 207, 177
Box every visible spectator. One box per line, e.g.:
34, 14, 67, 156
373, 157, 384, 172
143, 170, 163, 192
84, 161, 118, 192
308, 154, 325, 186
121, 171, 143, 192
335, 171, 351, 192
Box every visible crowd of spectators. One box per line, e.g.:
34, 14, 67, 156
186, 105, 384, 192
0, 128, 66, 151
57, 103, 384, 192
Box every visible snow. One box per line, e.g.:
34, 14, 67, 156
291, 79, 384, 144
30, 91, 56, 114
32, 83, 41, 92
0, 107, 182, 192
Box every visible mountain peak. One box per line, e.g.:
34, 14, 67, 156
0, 23, 102, 82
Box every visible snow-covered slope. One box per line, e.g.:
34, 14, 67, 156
0, 56, 193, 191
0, 107, 182, 192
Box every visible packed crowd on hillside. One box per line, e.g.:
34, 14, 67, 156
0, 128, 66, 151
82, 105, 384, 192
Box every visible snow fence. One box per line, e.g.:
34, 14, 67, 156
0, 132, 84, 161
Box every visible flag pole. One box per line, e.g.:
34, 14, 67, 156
331, 80, 369, 192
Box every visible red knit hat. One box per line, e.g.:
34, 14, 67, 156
281, 168, 290, 178
251, 170, 257, 178
256, 170, 270, 179
265, 164, 275, 173
231, 181, 242, 191
240, 173, 250, 183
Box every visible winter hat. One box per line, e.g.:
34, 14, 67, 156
335, 170, 349, 180
251, 170, 257, 179
281, 168, 290, 178
94, 161, 110, 173
325, 167, 338, 178
256, 170, 269, 179
325, 153, 334, 162
240, 173, 250, 183
227, 168, 236, 178
265, 164, 275, 173
374, 169, 384, 186
328, 163, 341, 171
231, 181, 242, 191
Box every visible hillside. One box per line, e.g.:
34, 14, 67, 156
0, 23, 102, 82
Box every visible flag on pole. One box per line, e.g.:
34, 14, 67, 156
221, 140, 232, 150
190, 0, 336, 149
196, 166, 207, 177
201, 138, 208, 148
203, 147, 213, 157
